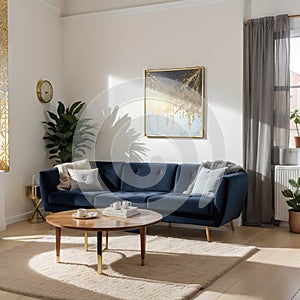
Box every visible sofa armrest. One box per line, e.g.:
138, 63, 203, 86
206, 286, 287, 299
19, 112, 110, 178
214, 172, 248, 226
39, 168, 59, 211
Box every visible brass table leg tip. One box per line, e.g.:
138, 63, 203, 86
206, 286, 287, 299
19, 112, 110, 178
56, 256, 60, 263
97, 265, 102, 274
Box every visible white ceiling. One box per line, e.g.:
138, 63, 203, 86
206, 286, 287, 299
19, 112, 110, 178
45, 0, 184, 16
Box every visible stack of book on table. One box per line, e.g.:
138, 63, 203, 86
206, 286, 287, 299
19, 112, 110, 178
102, 206, 141, 218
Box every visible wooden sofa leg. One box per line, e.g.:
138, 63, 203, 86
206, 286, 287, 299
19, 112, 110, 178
230, 220, 235, 231
84, 231, 88, 251
205, 226, 211, 242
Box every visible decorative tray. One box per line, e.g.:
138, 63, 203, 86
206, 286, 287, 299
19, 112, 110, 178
71, 212, 98, 219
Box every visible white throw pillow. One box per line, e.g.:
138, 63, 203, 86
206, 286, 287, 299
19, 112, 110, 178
68, 168, 103, 191
55, 158, 91, 190
191, 167, 226, 197
72, 158, 91, 170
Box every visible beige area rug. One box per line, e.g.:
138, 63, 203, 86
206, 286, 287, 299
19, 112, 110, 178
0, 232, 256, 300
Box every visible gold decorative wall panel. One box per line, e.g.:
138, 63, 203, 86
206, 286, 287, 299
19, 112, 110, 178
0, 0, 9, 171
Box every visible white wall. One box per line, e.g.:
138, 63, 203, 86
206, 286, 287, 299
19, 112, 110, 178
63, 0, 244, 165
245, 0, 300, 28
5, 0, 64, 225
246, 0, 300, 18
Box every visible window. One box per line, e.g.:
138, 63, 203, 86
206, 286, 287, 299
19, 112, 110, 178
289, 33, 300, 147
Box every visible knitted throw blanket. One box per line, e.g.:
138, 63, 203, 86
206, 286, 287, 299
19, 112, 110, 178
201, 160, 245, 174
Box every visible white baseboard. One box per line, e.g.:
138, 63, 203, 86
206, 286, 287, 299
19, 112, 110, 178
279, 221, 289, 228
6, 211, 31, 225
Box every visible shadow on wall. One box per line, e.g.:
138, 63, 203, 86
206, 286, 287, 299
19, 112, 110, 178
95, 106, 148, 162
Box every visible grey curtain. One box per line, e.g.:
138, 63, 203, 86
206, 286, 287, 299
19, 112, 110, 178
243, 15, 290, 226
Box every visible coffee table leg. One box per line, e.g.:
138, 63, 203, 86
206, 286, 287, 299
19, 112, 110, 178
84, 231, 88, 251
103, 230, 109, 251
140, 227, 146, 266
97, 231, 103, 274
55, 227, 61, 263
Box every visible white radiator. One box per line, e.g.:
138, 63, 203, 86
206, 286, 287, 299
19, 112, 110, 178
274, 165, 300, 221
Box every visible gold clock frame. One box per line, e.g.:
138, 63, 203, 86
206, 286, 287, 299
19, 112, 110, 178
36, 79, 53, 103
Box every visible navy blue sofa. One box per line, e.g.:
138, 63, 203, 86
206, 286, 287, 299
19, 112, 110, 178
40, 161, 248, 241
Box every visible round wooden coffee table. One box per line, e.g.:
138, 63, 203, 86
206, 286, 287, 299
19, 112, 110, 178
46, 209, 162, 274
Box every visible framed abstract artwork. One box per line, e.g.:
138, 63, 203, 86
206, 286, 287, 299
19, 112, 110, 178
144, 66, 205, 138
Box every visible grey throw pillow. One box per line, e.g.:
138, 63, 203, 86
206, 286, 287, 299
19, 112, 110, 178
191, 167, 226, 197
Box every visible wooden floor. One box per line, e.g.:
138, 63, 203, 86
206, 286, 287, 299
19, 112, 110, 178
0, 220, 300, 300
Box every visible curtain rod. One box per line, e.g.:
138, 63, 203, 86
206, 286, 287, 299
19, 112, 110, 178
289, 14, 300, 19
244, 14, 300, 25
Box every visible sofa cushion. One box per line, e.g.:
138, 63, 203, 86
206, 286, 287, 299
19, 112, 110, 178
147, 193, 214, 217
173, 164, 201, 193
120, 162, 178, 192
93, 191, 166, 208
90, 161, 124, 191
48, 190, 109, 208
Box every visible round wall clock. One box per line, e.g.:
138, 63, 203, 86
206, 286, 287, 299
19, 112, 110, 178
36, 80, 53, 103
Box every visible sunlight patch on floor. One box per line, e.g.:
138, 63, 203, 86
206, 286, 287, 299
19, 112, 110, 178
2, 235, 50, 241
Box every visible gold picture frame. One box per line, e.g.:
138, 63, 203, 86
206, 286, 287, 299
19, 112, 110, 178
144, 66, 205, 138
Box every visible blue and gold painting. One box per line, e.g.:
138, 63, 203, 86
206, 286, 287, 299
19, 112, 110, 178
145, 66, 204, 138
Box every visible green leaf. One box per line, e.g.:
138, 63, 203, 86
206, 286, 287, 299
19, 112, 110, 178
63, 131, 73, 139
46, 143, 58, 148
49, 155, 59, 160
43, 121, 56, 128
289, 179, 298, 188
57, 101, 65, 116
69, 101, 83, 115
49, 149, 58, 154
73, 102, 85, 115
65, 144, 73, 152
286, 200, 300, 210
282, 189, 294, 198
61, 113, 77, 124
47, 111, 59, 123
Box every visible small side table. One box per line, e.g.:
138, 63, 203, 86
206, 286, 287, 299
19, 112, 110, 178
26, 185, 45, 223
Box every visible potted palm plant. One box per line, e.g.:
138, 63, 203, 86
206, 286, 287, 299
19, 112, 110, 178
43, 101, 95, 164
281, 177, 300, 233
290, 109, 300, 147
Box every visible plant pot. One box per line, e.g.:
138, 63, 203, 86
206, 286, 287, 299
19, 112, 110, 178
294, 136, 300, 148
289, 210, 300, 233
